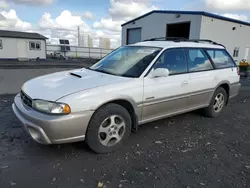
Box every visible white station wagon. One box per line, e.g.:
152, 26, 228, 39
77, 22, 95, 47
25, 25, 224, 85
13, 39, 241, 153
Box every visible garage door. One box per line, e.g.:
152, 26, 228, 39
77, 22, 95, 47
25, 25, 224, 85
127, 28, 142, 45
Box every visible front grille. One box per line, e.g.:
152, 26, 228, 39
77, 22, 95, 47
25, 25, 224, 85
20, 90, 32, 108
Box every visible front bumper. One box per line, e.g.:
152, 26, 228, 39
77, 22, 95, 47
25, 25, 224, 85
12, 94, 94, 144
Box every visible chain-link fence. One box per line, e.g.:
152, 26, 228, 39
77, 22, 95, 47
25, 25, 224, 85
47, 45, 114, 59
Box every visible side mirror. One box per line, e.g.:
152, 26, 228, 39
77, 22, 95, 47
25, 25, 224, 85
150, 68, 169, 78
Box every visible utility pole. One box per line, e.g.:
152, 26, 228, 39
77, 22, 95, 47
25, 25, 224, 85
77, 26, 80, 46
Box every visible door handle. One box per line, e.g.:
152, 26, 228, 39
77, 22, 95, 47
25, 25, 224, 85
181, 80, 189, 86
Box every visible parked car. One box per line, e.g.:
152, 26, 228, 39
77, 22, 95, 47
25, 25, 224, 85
49, 52, 66, 60
12, 39, 241, 153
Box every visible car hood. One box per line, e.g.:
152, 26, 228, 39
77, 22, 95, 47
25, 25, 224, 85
22, 68, 132, 101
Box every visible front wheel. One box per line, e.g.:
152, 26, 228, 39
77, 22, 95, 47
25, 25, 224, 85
204, 87, 227, 118
86, 103, 132, 153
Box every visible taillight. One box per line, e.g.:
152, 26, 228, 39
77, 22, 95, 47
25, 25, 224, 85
237, 66, 240, 75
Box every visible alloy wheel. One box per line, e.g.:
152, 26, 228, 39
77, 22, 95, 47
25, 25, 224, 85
98, 115, 126, 147
213, 93, 225, 113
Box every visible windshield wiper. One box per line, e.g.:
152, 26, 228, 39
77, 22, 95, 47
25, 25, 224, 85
90, 69, 117, 76
121, 74, 137, 78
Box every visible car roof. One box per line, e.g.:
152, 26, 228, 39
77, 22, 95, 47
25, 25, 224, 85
129, 41, 225, 49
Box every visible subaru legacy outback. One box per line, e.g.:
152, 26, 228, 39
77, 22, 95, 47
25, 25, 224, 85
13, 39, 241, 153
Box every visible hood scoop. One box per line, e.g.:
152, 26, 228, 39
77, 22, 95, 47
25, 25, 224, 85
69, 72, 82, 78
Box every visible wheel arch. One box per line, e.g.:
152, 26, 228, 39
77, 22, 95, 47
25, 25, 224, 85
214, 81, 230, 104
93, 98, 140, 132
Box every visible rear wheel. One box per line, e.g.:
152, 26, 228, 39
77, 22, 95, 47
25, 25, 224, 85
245, 71, 249, 77
86, 103, 132, 153
204, 87, 227, 118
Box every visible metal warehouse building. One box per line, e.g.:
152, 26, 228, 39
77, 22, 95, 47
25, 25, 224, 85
121, 10, 250, 63
0, 30, 47, 60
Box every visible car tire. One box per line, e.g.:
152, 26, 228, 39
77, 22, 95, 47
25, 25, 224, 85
245, 71, 249, 77
204, 87, 227, 118
86, 103, 132, 153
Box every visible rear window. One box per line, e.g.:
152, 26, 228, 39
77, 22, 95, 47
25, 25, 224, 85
206, 49, 235, 68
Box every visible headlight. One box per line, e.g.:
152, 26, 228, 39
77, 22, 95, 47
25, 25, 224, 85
32, 100, 71, 114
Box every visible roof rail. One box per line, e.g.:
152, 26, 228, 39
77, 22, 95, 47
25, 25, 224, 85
143, 37, 225, 48
143, 37, 187, 41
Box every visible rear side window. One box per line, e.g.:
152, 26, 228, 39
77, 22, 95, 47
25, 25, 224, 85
206, 49, 235, 68
186, 49, 213, 72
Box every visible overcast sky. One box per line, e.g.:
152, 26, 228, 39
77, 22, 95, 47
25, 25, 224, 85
0, 0, 249, 48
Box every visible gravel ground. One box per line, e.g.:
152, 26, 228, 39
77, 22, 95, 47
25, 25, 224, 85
0, 79, 250, 188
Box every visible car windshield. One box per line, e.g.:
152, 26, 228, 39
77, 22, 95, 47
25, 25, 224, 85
89, 46, 162, 78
